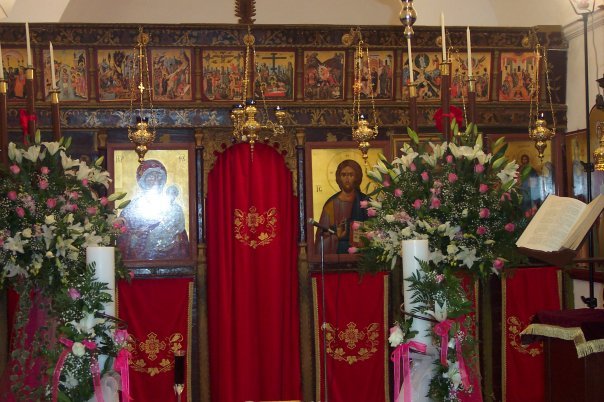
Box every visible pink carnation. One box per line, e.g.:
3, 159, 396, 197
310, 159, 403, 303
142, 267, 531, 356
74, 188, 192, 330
367, 207, 377, 217
40, 166, 50, 175
493, 258, 505, 271
360, 200, 369, 209
394, 188, 403, 197
7, 191, 17, 201
38, 179, 49, 190
9, 164, 20, 174
479, 208, 490, 218
430, 197, 441, 209
476, 226, 487, 235
446, 155, 454, 164
448, 173, 458, 183
479, 183, 489, 193
348, 247, 358, 254
46, 198, 57, 208
421, 171, 429, 181
68, 288, 81, 300
413, 199, 423, 209
504, 223, 515, 232
15, 207, 25, 218
474, 163, 485, 174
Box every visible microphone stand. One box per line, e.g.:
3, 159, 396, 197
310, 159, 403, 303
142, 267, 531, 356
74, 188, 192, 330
318, 228, 330, 402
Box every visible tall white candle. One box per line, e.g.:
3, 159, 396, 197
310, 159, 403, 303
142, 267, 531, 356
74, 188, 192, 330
466, 27, 473, 77
86, 246, 116, 317
25, 22, 31, 66
49, 42, 56, 89
407, 37, 414, 83
402, 239, 431, 346
0, 43, 4, 80
440, 12, 446, 62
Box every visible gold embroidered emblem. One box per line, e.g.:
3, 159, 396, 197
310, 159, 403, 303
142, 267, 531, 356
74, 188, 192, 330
234, 206, 278, 249
127, 332, 186, 376
324, 322, 380, 365
507, 316, 542, 357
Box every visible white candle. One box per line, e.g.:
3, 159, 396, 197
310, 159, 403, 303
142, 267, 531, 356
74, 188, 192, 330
407, 37, 414, 83
440, 12, 446, 62
49, 42, 56, 89
466, 27, 473, 77
86, 246, 116, 317
25, 22, 31, 66
402, 239, 431, 346
0, 43, 4, 80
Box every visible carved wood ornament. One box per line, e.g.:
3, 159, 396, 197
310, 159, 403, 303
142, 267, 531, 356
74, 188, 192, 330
235, 0, 256, 24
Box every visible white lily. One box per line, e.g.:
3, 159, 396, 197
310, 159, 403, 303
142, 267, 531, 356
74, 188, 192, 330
8, 142, 23, 163
22, 145, 42, 162
70, 313, 105, 337
42, 141, 62, 156
426, 301, 448, 322
4, 234, 25, 254
60, 151, 79, 170
76, 161, 92, 181
429, 141, 448, 159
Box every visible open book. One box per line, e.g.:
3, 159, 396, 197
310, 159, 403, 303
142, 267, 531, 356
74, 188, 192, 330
516, 194, 604, 265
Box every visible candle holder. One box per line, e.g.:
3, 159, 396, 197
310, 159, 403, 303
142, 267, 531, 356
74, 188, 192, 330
25, 66, 34, 80
439, 60, 451, 76
174, 350, 185, 402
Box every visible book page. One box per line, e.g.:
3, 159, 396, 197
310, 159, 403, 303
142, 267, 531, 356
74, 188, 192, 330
516, 195, 586, 252
566, 194, 604, 250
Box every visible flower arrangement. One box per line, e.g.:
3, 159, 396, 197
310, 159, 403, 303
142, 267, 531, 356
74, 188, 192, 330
0, 132, 129, 401
357, 123, 528, 401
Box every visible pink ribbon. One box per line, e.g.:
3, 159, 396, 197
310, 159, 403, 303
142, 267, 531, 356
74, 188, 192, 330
390, 340, 427, 402
52, 337, 105, 402
433, 319, 453, 366
114, 348, 131, 400
455, 329, 471, 390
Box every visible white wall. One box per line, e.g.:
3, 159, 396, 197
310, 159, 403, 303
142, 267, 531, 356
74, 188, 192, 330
573, 279, 604, 307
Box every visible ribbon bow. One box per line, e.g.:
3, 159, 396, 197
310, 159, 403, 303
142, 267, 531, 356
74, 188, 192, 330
390, 340, 427, 402
52, 337, 105, 402
433, 105, 463, 134
433, 319, 453, 366
19, 109, 36, 145
114, 348, 132, 400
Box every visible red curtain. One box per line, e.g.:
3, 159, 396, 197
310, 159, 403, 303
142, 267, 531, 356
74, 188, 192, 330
206, 143, 301, 402
312, 271, 390, 402
502, 267, 561, 402
117, 278, 193, 402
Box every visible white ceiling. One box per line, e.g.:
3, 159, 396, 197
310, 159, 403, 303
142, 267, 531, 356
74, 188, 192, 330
0, 0, 600, 27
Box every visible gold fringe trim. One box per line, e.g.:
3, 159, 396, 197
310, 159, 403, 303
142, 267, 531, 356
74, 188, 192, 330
383, 274, 390, 402
520, 323, 604, 357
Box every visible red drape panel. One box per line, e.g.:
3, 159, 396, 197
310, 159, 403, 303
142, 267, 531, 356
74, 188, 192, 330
117, 278, 193, 402
207, 143, 301, 402
502, 267, 561, 402
312, 271, 389, 402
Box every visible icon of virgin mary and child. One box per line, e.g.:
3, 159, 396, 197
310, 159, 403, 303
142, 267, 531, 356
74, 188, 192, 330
118, 159, 190, 260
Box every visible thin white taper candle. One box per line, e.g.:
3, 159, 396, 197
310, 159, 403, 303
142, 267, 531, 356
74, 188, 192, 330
440, 13, 446, 62
467, 27, 473, 77
49, 42, 56, 89
407, 37, 414, 83
25, 22, 31, 66
0, 43, 4, 80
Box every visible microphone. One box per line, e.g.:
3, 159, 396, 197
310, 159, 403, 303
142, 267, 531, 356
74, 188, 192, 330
308, 218, 335, 235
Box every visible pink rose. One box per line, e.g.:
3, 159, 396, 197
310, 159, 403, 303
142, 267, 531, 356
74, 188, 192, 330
81, 178, 89, 187
16, 207, 25, 218
479, 183, 489, 193
68, 288, 81, 300
448, 173, 458, 183
7, 191, 17, 201
476, 226, 487, 235
504, 223, 515, 232
46, 198, 57, 208
493, 258, 505, 271
435, 274, 445, 283
383, 179, 391, 187
347, 247, 358, 254
9, 164, 20, 174
474, 163, 485, 174
114, 329, 129, 344
367, 207, 377, 217
446, 155, 454, 164
38, 179, 49, 190
69, 191, 79, 200
394, 188, 403, 197
421, 171, 429, 181
413, 199, 423, 209
430, 197, 441, 209
100, 197, 108, 206
360, 200, 369, 209
479, 208, 490, 218
86, 206, 98, 215
40, 166, 50, 175
409, 163, 417, 172
351, 221, 361, 230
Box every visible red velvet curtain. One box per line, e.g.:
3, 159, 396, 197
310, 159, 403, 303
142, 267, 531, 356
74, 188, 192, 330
207, 143, 301, 402
312, 272, 390, 402
502, 267, 561, 402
